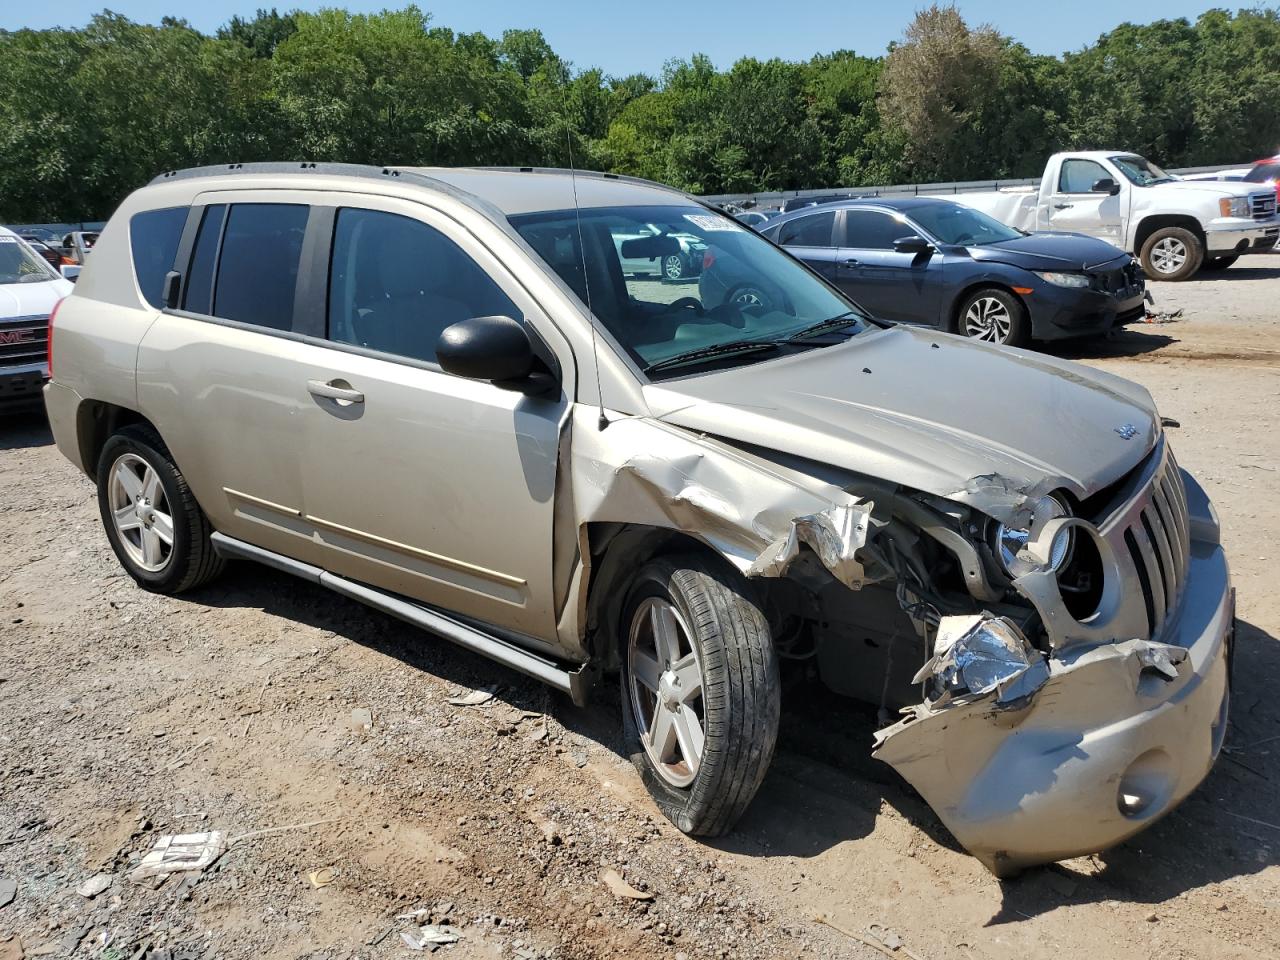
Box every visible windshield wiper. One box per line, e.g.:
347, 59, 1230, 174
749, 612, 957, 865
784, 311, 862, 342
643, 338, 784, 375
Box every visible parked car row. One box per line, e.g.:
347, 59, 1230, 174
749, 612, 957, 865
700, 196, 1147, 346
39, 161, 1233, 880
944, 150, 1279, 281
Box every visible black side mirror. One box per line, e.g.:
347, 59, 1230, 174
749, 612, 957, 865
1092, 177, 1121, 196
437, 315, 558, 396
893, 235, 933, 255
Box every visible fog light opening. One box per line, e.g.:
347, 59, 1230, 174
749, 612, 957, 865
1117, 749, 1176, 821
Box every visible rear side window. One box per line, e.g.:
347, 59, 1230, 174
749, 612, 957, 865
212, 204, 310, 330
129, 207, 186, 308
840, 210, 911, 250
777, 211, 835, 247
327, 208, 517, 364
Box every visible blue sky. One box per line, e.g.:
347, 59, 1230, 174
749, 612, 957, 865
1, 1, 1267, 76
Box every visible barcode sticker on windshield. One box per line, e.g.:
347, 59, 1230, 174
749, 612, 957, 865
683, 214, 740, 232
0, 236, 16, 243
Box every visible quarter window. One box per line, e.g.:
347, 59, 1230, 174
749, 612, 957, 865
129, 207, 186, 308
327, 208, 518, 364
212, 204, 309, 330
777, 211, 836, 247
1059, 159, 1110, 194
840, 210, 913, 249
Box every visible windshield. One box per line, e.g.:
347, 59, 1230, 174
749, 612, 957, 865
1111, 155, 1175, 187
909, 203, 1022, 245
509, 204, 867, 377
1245, 161, 1279, 184
0, 236, 57, 285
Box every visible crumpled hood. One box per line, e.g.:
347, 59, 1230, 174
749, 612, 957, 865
643, 325, 1159, 518
964, 232, 1129, 271
0, 278, 72, 319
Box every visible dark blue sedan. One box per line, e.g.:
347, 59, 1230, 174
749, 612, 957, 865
699, 197, 1147, 347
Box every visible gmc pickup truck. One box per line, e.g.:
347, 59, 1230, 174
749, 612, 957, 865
944, 151, 1280, 281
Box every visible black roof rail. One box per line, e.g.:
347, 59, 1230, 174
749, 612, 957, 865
148, 161, 436, 186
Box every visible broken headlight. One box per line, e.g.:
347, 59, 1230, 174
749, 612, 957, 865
991, 494, 1073, 579
912, 613, 1049, 707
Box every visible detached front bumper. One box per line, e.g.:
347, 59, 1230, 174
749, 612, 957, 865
874, 470, 1232, 876
1204, 216, 1280, 255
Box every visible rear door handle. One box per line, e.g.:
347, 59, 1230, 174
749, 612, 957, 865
307, 379, 364, 404
1053, 203, 1074, 210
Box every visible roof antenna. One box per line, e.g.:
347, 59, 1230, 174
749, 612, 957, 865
561, 96, 609, 431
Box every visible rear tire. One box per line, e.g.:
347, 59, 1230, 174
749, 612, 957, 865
1139, 227, 1203, 281
662, 253, 686, 281
620, 553, 779, 836
97, 425, 224, 594
1200, 254, 1239, 271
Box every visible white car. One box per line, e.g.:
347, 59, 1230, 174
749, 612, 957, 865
0, 226, 73, 409
612, 222, 707, 280
943, 151, 1280, 280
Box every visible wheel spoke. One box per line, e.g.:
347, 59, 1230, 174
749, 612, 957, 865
151, 510, 175, 546
141, 528, 163, 567
115, 464, 143, 503
114, 505, 141, 533
648, 702, 678, 762
142, 468, 161, 503
673, 706, 705, 775
650, 603, 682, 666
632, 649, 662, 693
672, 652, 701, 701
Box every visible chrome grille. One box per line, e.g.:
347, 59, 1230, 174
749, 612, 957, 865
1251, 191, 1278, 220
0, 315, 49, 367
1115, 445, 1192, 638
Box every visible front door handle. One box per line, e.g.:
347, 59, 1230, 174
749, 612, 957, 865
841, 258, 860, 267
1053, 203, 1074, 210
307, 379, 364, 404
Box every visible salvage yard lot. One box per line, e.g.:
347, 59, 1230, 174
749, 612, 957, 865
2, 258, 1279, 960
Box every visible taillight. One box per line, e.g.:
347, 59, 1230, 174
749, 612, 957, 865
702, 250, 716, 271
47, 297, 64, 377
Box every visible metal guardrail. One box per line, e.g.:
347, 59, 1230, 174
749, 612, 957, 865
701, 163, 1244, 209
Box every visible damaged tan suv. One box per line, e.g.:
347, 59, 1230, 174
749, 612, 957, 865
45, 163, 1233, 875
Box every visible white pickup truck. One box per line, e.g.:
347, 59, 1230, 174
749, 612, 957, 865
944, 151, 1280, 281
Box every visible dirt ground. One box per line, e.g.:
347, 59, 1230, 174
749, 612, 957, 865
2, 254, 1279, 960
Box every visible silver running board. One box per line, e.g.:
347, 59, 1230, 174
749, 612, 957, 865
210, 532, 589, 704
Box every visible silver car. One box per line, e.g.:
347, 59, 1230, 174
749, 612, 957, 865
44, 163, 1232, 875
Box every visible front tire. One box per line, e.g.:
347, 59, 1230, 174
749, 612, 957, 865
1200, 254, 1239, 271
958, 287, 1029, 347
97, 425, 224, 594
1140, 227, 1204, 281
620, 554, 779, 836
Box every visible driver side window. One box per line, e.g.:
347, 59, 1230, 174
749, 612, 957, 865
1059, 159, 1110, 194
327, 208, 518, 365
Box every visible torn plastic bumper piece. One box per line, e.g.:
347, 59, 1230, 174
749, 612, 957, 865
910, 614, 1049, 709
873, 542, 1232, 876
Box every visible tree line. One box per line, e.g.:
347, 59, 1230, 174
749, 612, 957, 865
2, 4, 1279, 221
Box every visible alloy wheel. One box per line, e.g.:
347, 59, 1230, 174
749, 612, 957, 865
1150, 236, 1188, 275
963, 296, 1013, 343
663, 254, 685, 280
107, 453, 175, 572
627, 596, 706, 789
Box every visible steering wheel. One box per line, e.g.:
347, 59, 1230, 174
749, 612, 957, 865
667, 297, 705, 316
